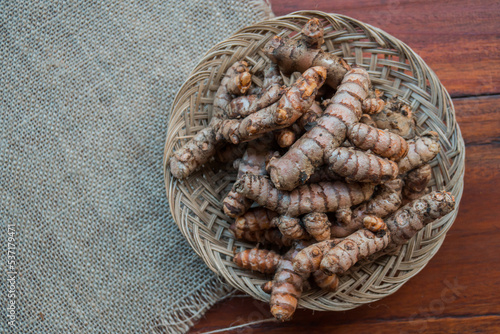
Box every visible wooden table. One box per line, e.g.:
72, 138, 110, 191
190, 1, 500, 332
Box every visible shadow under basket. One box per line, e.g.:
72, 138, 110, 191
163, 11, 465, 311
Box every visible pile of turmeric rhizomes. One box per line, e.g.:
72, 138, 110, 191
170, 18, 455, 321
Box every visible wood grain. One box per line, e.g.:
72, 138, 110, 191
188, 1, 500, 332
270, 0, 500, 97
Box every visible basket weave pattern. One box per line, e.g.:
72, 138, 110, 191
163, 11, 465, 311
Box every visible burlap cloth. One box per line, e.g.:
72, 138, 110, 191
0, 1, 273, 333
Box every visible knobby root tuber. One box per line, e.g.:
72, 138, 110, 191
362, 89, 385, 114
273, 216, 309, 240
230, 227, 293, 248
326, 147, 399, 184
372, 96, 416, 139
267, 67, 371, 190
227, 63, 285, 119
234, 174, 374, 217
385, 191, 455, 245
231, 207, 279, 232
219, 66, 327, 144
330, 178, 403, 237
403, 164, 432, 202
321, 217, 390, 275
270, 241, 309, 322
170, 61, 251, 179
398, 134, 440, 174
233, 248, 282, 274
223, 140, 277, 218
312, 270, 339, 292
347, 122, 409, 161
293, 239, 343, 275
263, 19, 350, 89
302, 212, 331, 241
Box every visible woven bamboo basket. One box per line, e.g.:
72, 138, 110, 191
163, 11, 465, 311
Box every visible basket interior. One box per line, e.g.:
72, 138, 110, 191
163, 11, 465, 311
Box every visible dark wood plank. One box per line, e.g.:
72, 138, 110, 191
269, 0, 500, 97
188, 95, 500, 333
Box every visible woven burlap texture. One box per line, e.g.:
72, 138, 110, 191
0, 1, 273, 333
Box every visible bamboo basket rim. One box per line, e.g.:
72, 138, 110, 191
163, 11, 465, 311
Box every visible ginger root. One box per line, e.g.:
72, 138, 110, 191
234, 174, 374, 217
267, 67, 370, 190
233, 248, 282, 274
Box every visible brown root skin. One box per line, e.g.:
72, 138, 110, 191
223, 144, 274, 218
216, 143, 248, 163
170, 61, 251, 179
270, 242, 310, 322
234, 174, 375, 217
170, 125, 221, 179
232, 207, 279, 232
274, 216, 309, 240
402, 164, 432, 204
296, 101, 323, 130
276, 102, 323, 148
321, 224, 390, 275
262, 281, 273, 293
386, 191, 455, 245
306, 166, 341, 184
233, 248, 282, 274
292, 239, 342, 275
327, 147, 399, 184
227, 63, 285, 119
347, 123, 409, 161
359, 114, 378, 128
219, 66, 327, 145
362, 89, 385, 114
301, 18, 325, 49
330, 178, 403, 237
404, 164, 432, 193
230, 227, 293, 248
312, 270, 339, 292
267, 67, 370, 191
214, 61, 252, 118
372, 97, 416, 139
275, 127, 298, 148
302, 212, 331, 241
398, 134, 440, 174
263, 34, 349, 89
